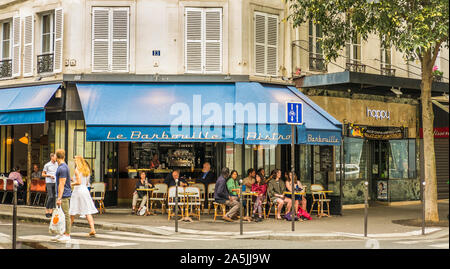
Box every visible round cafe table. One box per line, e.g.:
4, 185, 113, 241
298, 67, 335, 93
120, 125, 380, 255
241, 192, 258, 219
136, 188, 156, 216
180, 190, 197, 222
232, 189, 254, 221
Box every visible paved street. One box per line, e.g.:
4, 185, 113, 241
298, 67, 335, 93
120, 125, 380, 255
0, 218, 448, 249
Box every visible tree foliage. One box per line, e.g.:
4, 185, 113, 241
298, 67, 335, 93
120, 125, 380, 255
287, 0, 449, 67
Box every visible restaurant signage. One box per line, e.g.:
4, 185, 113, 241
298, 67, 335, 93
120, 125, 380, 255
366, 107, 390, 120
349, 124, 404, 140
419, 127, 449, 138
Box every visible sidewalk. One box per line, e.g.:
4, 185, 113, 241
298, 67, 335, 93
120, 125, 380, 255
0, 201, 448, 240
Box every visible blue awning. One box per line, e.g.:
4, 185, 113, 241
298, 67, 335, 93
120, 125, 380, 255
234, 83, 342, 145
0, 84, 60, 125
76, 83, 236, 142
76, 82, 342, 145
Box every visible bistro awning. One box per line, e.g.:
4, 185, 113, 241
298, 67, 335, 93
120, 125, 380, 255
0, 83, 61, 125
233, 82, 342, 145
76, 83, 236, 142
76, 82, 342, 145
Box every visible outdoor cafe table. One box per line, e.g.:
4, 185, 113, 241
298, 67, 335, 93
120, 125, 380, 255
232, 189, 255, 221
135, 188, 156, 216
180, 189, 197, 222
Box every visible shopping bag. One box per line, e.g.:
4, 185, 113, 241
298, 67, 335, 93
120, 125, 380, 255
49, 206, 66, 235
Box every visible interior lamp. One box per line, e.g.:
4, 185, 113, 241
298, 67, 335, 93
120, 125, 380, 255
19, 133, 29, 145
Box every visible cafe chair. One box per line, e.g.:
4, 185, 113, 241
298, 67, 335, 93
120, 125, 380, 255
167, 186, 185, 220
309, 184, 331, 217
0, 177, 6, 203
31, 179, 47, 206
150, 183, 168, 214
191, 183, 206, 212
266, 192, 286, 219
185, 186, 201, 220
90, 183, 106, 214
213, 202, 227, 221
207, 183, 215, 214
2, 179, 14, 204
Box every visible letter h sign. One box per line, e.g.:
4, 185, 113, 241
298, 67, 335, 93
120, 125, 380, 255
286, 102, 303, 125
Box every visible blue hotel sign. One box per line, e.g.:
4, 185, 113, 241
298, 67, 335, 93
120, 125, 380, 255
286, 102, 303, 125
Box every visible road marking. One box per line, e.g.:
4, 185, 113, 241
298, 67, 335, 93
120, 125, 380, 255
106, 231, 224, 241
429, 243, 449, 249
18, 235, 137, 247
71, 232, 182, 243
337, 228, 442, 238
156, 226, 271, 236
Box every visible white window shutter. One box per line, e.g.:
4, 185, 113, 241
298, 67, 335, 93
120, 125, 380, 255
204, 9, 222, 73
23, 15, 34, 77
254, 12, 266, 75
111, 8, 129, 72
185, 8, 202, 73
266, 15, 278, 76
92, 7, 110, 72
12, 15, 21, 77
53, 8, 63, 73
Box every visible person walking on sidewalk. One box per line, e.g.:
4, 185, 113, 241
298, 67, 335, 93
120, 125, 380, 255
52, 149, 72, 243
69, 156, 98, 237
42, 153, 58, 218
214, 167, 240, 222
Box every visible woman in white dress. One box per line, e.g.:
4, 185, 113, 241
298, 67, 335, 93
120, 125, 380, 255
70, 156, 98, 237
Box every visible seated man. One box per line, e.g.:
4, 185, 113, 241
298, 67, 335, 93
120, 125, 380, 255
267, 169, 292, 220
132, 171, 153, 214
164, 169, 187, 188
214, 167, 240, 222
197, 162, 216, 187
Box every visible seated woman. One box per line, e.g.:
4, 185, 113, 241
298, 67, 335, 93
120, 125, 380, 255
251, 172, 267, 222
267, 169, 291, 220
226, 170, 240, 202
131, 171, 153, 214
284, 172, 306, 218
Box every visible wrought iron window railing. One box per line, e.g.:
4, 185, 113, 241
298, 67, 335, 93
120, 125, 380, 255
309, 55, 327, 72
380, 67, 396, 76
345, 62, 366, 73
0, 59, 12, 78
37, 53, 54, 74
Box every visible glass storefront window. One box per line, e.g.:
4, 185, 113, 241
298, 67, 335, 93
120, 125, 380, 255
408, 139, 416, 179
389, 139, 416, 179
298, 144, 312, 183
344, 137, 367, 180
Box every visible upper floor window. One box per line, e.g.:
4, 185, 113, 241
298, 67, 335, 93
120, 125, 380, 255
41, 13, 54, 54
254, 12, 278, 76
0, 21, 12, 78
92, 7, 129, 73
185, 7, 222, 74
308, 21, 326, 72
380, 36, 395, 76
345, 33, 365, 72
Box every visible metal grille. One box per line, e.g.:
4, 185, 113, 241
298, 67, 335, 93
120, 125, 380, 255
37, 53, 54, 73
345, 62, 366, 73
0, 59, 12, 78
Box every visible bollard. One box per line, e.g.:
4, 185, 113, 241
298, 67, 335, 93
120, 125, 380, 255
13, 180, 18, 249
364, 181, 368, 237
175, 179, 178, 233
239, 179, 243, 235
422, 181, 426, 235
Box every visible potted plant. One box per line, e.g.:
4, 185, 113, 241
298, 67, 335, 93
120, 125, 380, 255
433, 66, 443, 82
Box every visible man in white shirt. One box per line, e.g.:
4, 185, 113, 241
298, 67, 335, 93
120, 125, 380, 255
42, 153, 58, 218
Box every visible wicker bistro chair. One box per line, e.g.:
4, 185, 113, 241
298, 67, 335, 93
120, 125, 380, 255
207, 183, 216, 214
266, 192, 286, 219
0, 177, 5, 203
213, 202, 227, 221
309, 184, 331, 217
185, 186, 202, 220
149, 183, 168, 214
191, 183, 206, 212
2, 179, 14, 204
90, 183, 106, 214
167, 186, 186, 220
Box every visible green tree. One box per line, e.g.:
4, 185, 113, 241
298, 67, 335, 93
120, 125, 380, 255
288, 0, 449, 222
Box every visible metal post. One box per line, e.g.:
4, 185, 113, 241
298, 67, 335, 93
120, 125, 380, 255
364, 181, 368, 237
421, 180, 426, 235
13, 180, 18, 249
240, 179, 243, 235
291, 125, 295, 232
175, 179, 178, 233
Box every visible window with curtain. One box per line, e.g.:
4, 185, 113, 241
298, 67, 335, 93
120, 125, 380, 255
343, 137, 367, 180
389, 139, 416, 179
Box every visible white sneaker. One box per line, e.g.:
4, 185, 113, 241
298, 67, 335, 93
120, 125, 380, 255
51, 234, 62, 241
57, 235, 71, 243
80, 215, 86, 218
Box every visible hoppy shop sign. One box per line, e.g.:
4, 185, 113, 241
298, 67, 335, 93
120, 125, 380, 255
366, 107, 390, 120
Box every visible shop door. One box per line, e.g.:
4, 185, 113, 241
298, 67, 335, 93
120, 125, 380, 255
369, 140, 390, 202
